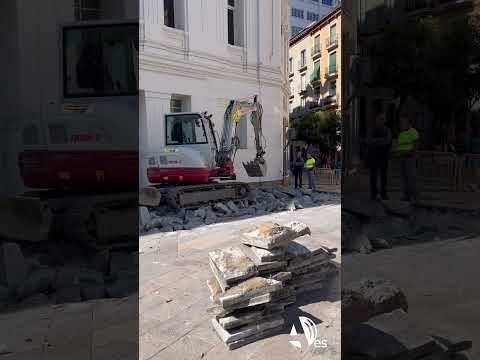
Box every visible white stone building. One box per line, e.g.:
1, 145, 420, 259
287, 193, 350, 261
139, 0, 290, 187
290, 0, 340, 37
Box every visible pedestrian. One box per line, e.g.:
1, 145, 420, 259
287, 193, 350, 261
292, 147, 304, 189
397, 114, 419, 204
366, 113, 392, 200
305, 154, 316, 190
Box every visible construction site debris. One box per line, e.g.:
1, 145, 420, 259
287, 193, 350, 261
207, 220, 339, 349
140, 186, 340, 233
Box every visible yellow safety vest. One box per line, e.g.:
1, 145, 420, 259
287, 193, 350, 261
306, 158, 315, 169
397, 128, 419, 153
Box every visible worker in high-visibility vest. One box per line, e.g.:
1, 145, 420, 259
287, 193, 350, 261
397, 114, 419, 204
305, 154, 316, 190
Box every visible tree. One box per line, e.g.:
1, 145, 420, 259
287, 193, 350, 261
294, 111, 340, 155
373, 15, 480, 127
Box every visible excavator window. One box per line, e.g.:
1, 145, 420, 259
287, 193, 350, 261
166, 114, 208, 145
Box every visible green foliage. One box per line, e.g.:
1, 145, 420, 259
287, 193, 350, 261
295, 111, 340, 153
374, 15, 480, 121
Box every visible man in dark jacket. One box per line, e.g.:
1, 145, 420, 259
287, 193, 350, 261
293, 146, 304, 188
366, 113, 392, 200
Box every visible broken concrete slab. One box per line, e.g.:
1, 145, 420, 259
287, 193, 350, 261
344, 309, 439, 360
212, 314, 284, 345
207, 292, 275, 317
222, 323, 285, 350
207, 276, 222, 303
0, 242, 28, 290
284, 221, 311, 237
241, 222, 298, 249
286, 252, 335, 272
239, 244, 285, 263
139, 206, 152, 229
286, 235, 333, 260
209, 246, 258, 291
218, 309, 265, 330
214, 203, 232, 215
269, 271, 292, 283
218, 277, 283, 308
342, 278, 408, 333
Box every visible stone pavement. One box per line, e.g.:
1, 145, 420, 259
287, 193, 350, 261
0, 295, 138, 359
140, 203, 341, 360
343, 235, 480, 359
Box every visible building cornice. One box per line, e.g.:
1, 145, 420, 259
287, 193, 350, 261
289, 6, 342, 47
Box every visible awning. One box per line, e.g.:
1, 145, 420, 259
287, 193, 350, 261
310, 62, 320, 82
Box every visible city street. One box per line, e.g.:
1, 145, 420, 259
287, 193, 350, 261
139, 203, 341, 360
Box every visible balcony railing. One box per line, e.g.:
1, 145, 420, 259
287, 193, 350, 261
325, 65, 338, 78
311, 46, 321, 59
405, 0, 432, 12
321, 93, 338, 107
326, 36, 338, 50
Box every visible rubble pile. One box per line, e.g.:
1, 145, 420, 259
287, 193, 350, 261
140, 187, 339, 233
207, 221, 338, 349
0, 242, 137, 310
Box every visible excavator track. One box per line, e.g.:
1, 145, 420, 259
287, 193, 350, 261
162, 182, 250, 208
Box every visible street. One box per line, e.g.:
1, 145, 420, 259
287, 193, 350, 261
140, 203, 341, 360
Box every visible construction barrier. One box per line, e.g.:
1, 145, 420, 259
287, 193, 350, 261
415, 151, 457, 191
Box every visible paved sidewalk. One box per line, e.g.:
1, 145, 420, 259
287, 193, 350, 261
140, 204, 341, 360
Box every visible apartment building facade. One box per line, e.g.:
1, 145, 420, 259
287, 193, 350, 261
139, 0, 290, 186
288, 6, 342, 120
290, 0, 341, 36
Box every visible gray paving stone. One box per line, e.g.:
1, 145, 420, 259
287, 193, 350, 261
241, 244, 286, 262
218, 277, 282, 308
208, 246, 257, 291
286, 235, 333, 260
284, 221, 311, 237
212, 314, 284, 345
241, 222, 297, 249
224, 323, 285, 350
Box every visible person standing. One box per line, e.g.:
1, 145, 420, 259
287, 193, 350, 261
397, 115, 419, 203
366, 113, 392, 200
293, 147, 304, 189
306, 154, 316, 190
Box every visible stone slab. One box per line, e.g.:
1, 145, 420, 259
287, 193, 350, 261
286, 234, 333, 260
287, 252, 335, 272
238, 244, 286, 263
284, 221, 311, 237
218, 277, 282, 308
269, 271, 292, 283
344, 309, 439, 359
225, 324, 285, 350
212, 314, 284, 345
218, 309, 265, 330
207, 276, 223, 303
209, 246, 258, 290
208, 292, 274, 318
241, 222, 297, 249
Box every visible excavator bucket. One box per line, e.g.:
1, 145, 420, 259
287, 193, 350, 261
243, 158, 267, 178
0, 196, 51, 242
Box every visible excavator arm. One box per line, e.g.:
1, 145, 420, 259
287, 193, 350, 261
216, 96, 267, 178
